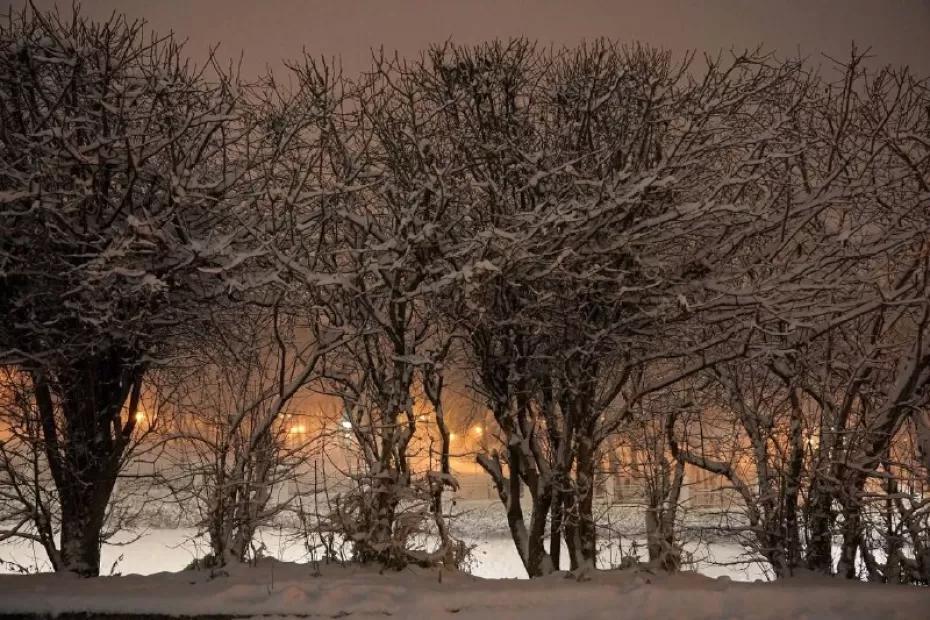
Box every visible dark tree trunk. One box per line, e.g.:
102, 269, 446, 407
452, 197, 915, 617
837, 505, 863, 579
32, 350, 143, 577
478, 438, 554, 578
645, 457, 683, 572
59, 495, 108, 576
549, 491, 563, 570
805, 483, 835, 574
564, 438, 597, 571
526, 474, 554, 577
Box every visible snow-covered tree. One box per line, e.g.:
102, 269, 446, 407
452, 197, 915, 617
0, 6, 264, 575
417, 40, 817, 576
296, 52, 478, 569
157, 56, 359, 568
160, 303, 337, 567
669, 54, 930, 581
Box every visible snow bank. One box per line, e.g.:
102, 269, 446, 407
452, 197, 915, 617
0, 560, 923, 619
0, 526, 770, 581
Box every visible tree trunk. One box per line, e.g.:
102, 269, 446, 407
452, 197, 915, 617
805, 483, 835, 574
644, 506, 662, 565
59, 494, 108, 576
32, 351, 143, 577
565, 439, 597, 571
836, 505, 863, 579
478, 443, 554, 578
549, 491, 563, 570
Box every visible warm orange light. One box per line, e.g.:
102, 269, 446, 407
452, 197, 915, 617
289, 424, 307, 435
449, 432, 457, 441
473, 425, 483, 436
134, 410, 145, 424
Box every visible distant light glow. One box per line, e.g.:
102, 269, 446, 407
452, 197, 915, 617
289, 424, 307, 435
134, 410, 145, 424
473, 425, 483, 436
341, 419, 352, 430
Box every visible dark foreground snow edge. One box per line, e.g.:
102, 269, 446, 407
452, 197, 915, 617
0, 560, 925, 620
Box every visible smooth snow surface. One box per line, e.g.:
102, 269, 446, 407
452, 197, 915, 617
0, 527, 768, 581
0, 560, 924, 619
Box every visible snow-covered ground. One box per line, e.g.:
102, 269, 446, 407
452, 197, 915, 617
0, 501, 920, 619
0, 526, 767, 581
0, 559, 924, 619
0, 499, 769, 580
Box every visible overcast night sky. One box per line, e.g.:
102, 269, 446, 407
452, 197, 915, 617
11, 1, 930, 77
6, 0, 930, 609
